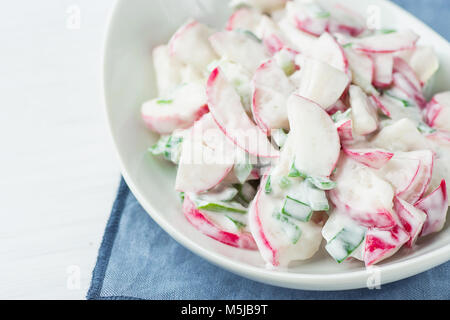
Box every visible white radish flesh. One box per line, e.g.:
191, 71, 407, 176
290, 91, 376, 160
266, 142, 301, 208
226, 7, 263, 33
141, 83, 209, 134
169, 20, 218, 72
396, 46, 439, 85
372, 53, 393, 88
252, 59, 295, 134
345, 48, 375, 95
425, 92, 450, 131
349, 85, 378, 136
287, 94, 341, 177
209, 31, 269, 73
330, 156, 396, 229
310, 32, 348, 72
207, 67, 279, 158
295, 58, 350, 109
152, 45, 182, 96
353, 30, 419, 54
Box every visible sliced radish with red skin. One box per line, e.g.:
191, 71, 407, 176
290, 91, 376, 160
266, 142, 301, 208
372, 53, 393, 88
327, 21, 364, 37
425, 92, 450, 131
141, 83, 209, 134
373, 118, 430, 152
395, 150, 434, 204
226, 7, 263, 33
256, 16, 289, 55
330, 156, 396, 229
251, 60, 295, 134
295, 58, 350, 109
294, 16, 327, 37
393, 197, 426, 247
364, 224, 410, 266
209, 31, 270, 73
370, 95, 391, 117
175, 115, 235, 193
278, 17, 317, 54
169, 20, 217, 72
336, 119, 354, 142
326, 3, 366, 37
393, 57, 422, 90
207, 67, 279, 158
392, 73, 426, 108
310, 32, 348, 73
377, 156, 421, 196
345, 48, 376, 94
287, 95, 341, 177
352, 30, 419, 54
349, 85, 378, 136
415, 180, 448, 237
396, 46, 439, 85
343, 147, 394, 169
183, 195, 257, 250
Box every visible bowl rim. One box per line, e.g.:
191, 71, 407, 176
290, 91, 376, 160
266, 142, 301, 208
102, 0, 450, 290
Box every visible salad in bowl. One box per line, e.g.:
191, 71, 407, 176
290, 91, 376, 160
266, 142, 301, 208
140, 0, 450, 269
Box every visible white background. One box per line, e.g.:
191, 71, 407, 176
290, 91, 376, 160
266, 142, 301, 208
0, 0, 119, 299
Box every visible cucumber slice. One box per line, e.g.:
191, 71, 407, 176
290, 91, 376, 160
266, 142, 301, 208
226, 215, 246, 231
325, 227, 366, 263
271, 128, 288, 148
287, 180, 330, 211
282, 197, 313, 222
234, 163, 253, 184
196, 201, 247, 214
272, 212, 302, 245
149, 134, 183, 163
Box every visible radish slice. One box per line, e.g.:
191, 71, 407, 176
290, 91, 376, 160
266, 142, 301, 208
364, 225, 410, 266
256, 15, 289, 55
425, 92, 450, 131
248, 175, 323, 267
207, 67, 279, 158
330, 156, 396, 229
285, 1, 330, 37
252, 60, 295, 134
377, 155, 421, 196
372, 53, 393, 88
141, 83, 209, 134
352, 30, 419, 54
337, 119, 354, 142
230, 0, 287, 13
152, 45, 183, 96
183, 195, 257, 250
310, 32, 348, 72
392, 73, 426, 109
343, 147, 393, 169
393, 57, 422, 91
396, 46, 439, 85
415, 180, 448, 237
345, 48, 375, 94
393, 197, 426, 247
278, 17, 317, 54
175, 115, 234, 193
287, 95, 341, 177
295, 58, 350, 109
370, 95, 391, 117
209, 31, 269, 73
325, 3, 366, 37
373, 118, 430, 152
226, 7, 263, 33
349, 85, 378, 136
169, 20, 218, 72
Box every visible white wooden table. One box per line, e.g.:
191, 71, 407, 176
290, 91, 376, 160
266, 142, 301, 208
0, 0, 120, 299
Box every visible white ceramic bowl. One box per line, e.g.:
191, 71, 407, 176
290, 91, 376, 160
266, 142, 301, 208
103, 0, 450, 290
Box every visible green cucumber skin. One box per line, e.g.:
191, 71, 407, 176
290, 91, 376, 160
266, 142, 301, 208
282, 197, 313, 222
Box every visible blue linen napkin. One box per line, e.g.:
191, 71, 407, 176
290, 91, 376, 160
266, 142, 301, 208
87, 1, 450, 300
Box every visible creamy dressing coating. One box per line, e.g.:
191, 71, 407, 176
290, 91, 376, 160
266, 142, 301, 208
141, 0, 450, 268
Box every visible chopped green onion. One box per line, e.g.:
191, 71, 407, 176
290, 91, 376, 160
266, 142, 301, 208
385, 92, 413, 107
343, 43, 353, 49
380, 28, 396, 34
306, 176, 337, 191
265, 176, 272, 194
279, 176, 292, 189
197, 202, 247, 214
417, 122, 437, 134
226, 215, 246, 231
272, 212, 302, 244
325, 227, 366, 263
156, 99, 173, 104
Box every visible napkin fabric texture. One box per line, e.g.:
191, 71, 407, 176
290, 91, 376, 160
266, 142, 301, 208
87, 1, 450, 300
